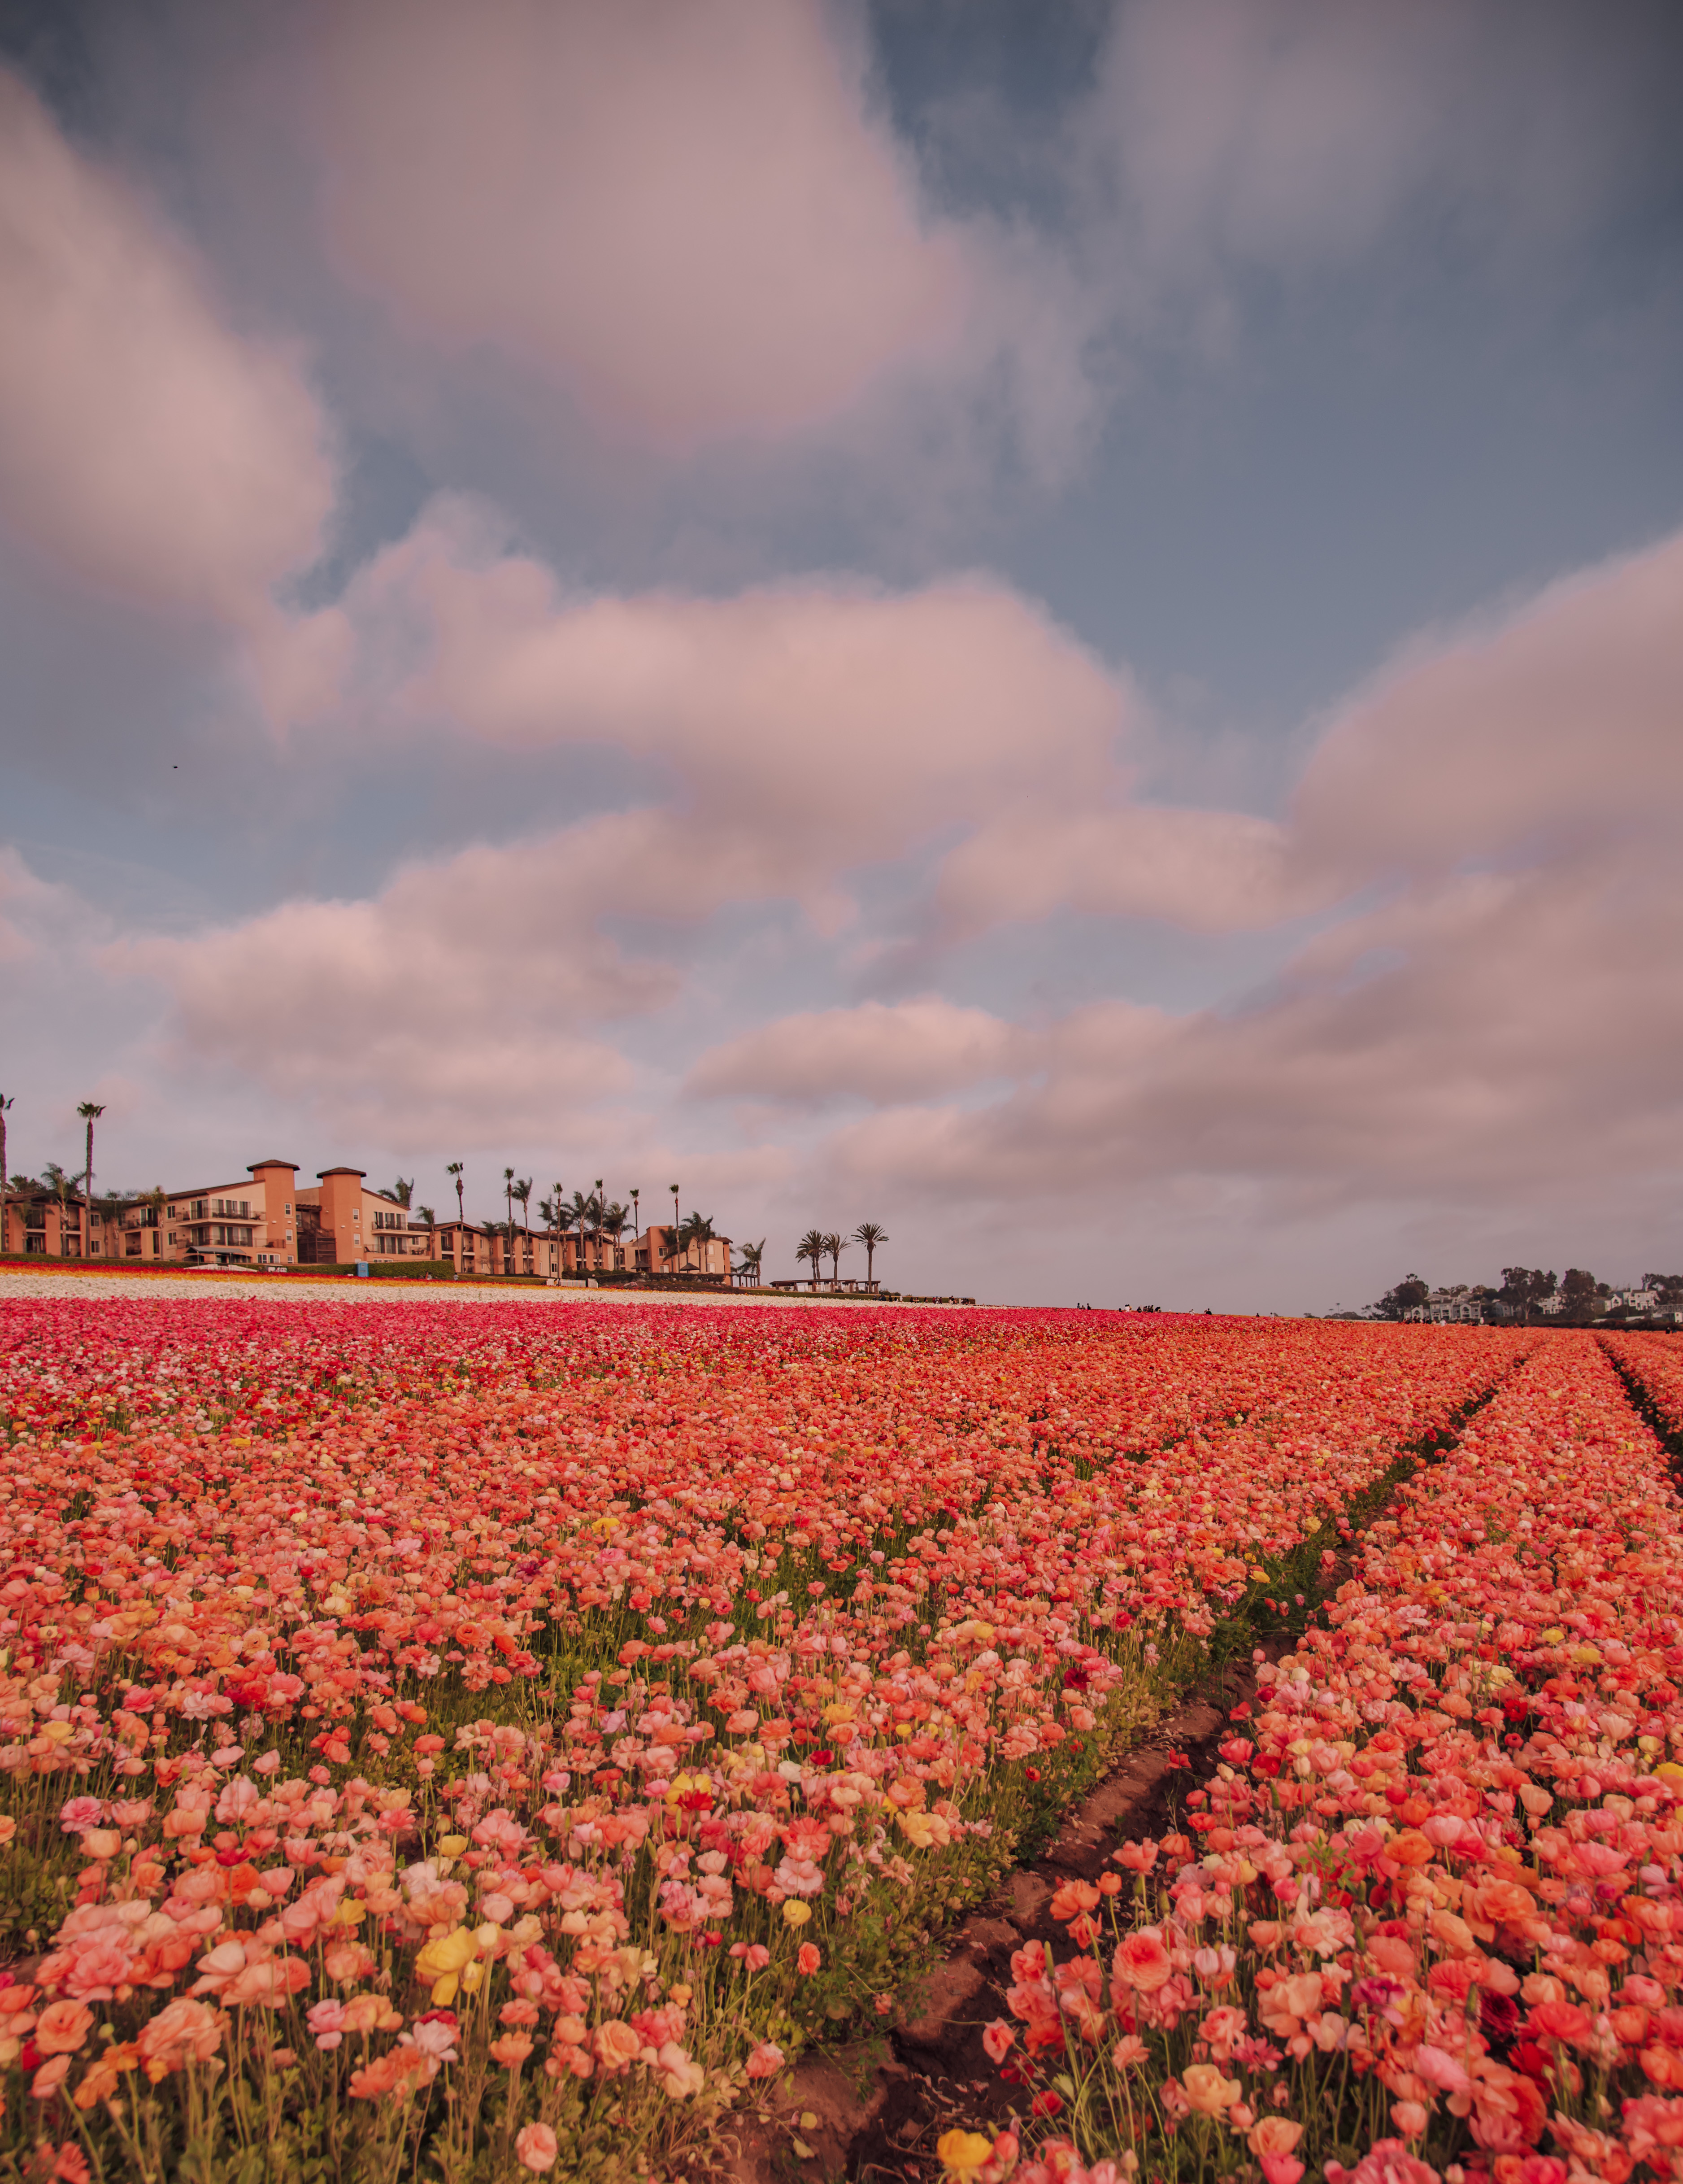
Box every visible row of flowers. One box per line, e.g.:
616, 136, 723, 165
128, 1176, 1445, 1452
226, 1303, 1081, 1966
966, 1330, 1683, 2184
0, 1298, 1522, 2178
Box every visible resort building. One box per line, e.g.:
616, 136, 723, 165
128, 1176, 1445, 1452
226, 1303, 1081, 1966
5, 1158, 734, 1281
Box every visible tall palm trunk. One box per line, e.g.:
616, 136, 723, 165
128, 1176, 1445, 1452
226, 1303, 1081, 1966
78, 1101, 104, 1259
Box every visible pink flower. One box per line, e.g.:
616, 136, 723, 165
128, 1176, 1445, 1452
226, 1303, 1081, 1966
35, 2001, 95, 2055
515, 2123, 558, 2172
307, 1999, 347, 2051
746, 2040, 786, 2079
1112, 1929, 1172, 1994
1324, 2141, 1442, 2184
58, 1798, 103, 1834
982, 2020, 1016, 2064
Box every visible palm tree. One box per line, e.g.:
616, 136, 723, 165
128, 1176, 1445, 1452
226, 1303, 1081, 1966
447, 1162, 465, 1224
824, 1231, 846, 1287
77, 1101, 105, 1259
630, 1187, 640, 1239
735, 1238, 765, 1288
0, 1094, 12, 1256
852, 1221, 888, 1292
798, 1228, 826, 1292
597, 1200, 628, 1273
567, 1189, 598, 1277
677, 1211, 716, 1277
43, 1162, 72, 1259
513, 1179, 533, 1264
417, 1206, 437, 1256
669, 1184, 680, 1271
390, 1177, 414, 1208
504, 1167, 516, 1245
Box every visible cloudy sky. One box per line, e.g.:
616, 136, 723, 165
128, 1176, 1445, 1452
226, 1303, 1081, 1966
3, 0, 1681, 1308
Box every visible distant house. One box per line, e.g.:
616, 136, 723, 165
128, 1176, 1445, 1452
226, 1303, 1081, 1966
1405, 1286, 1482, 1325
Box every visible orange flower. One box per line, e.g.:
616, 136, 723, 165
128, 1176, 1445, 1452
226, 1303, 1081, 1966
34, 2001, 95, 2056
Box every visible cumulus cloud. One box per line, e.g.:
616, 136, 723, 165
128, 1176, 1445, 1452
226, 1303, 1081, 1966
130, 514, 1683, 1193
0, 68, 335, 625
824, 844, 1683, 1222
1077, 0, 1679, 327
310, 0, 971, 448
104, 818, 685, 1148
688, 999, 1030, 1105
276, 503, 1161, 888
677, 526, 1683, 1231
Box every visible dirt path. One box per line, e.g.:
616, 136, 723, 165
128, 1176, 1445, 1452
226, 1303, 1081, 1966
716, 1650, 1271, 2182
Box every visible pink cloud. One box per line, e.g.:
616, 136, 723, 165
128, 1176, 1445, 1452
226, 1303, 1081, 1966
107, 518, 1683, 1232
310, 0, 970, 447
106, 824, 672, 1149
0, 68, 334, 623
688, 999, 1030, 1105
291, 506, 1141, 895
1082, 0, 1651, 323
1291, 530, 1683, 885
823, 839, 1683, 1222
927, 527, 1683, 942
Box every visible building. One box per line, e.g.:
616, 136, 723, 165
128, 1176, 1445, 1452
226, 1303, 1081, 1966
4, 1161, 434, 1269
1403, 1286, 1483, 1324
6, 1156, 736, 1281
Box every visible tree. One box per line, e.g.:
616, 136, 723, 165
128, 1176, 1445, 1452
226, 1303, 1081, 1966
417, 1206, 437, 1254
513, 1178, 533, 1256
78, 1101, 105, 1259
567, 1190, 599, 1276
0, 1094, 11, 1254
629, 1188, 640, 1238
852, 1221, 887, 1291
1497, 1267, 1555, 1322
390, 1177, 414, 1209
447, 1163, 465, 1225
823, 1231, 846, 1286
798, 1229, 826, 1291
1558, 1267, 1599, 1317
678, 1211, 716, 1276
43, 1162, 72, 1259
543, 1182, 565, 1276
504, 1167, 516, 1244
735, 1239, 765, 1288
669, 1185, 680, 1271
1374, 1274, 1430, 1321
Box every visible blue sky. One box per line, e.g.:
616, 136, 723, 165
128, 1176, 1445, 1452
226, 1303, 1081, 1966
2, 0, 1681, 1305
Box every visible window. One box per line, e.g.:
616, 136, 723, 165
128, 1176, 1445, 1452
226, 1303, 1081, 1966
284, 1202, 292, 1214
126, 1232, 142, 1257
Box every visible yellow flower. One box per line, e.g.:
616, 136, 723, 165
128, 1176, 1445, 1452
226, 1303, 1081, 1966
414, 1927, 477, 1983
1183, 2062, 1241, 2115
1657, 1762, 1683, 1786
437, 1834, 468, 1857
937, 2130, 996, 2177
333, 1899, 367, 1927
782, 1900, 813, 1927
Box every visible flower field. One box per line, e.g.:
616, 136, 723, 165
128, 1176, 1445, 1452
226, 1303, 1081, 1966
976, 1328, 1683, 2184
0, 1295, 1593, 2183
